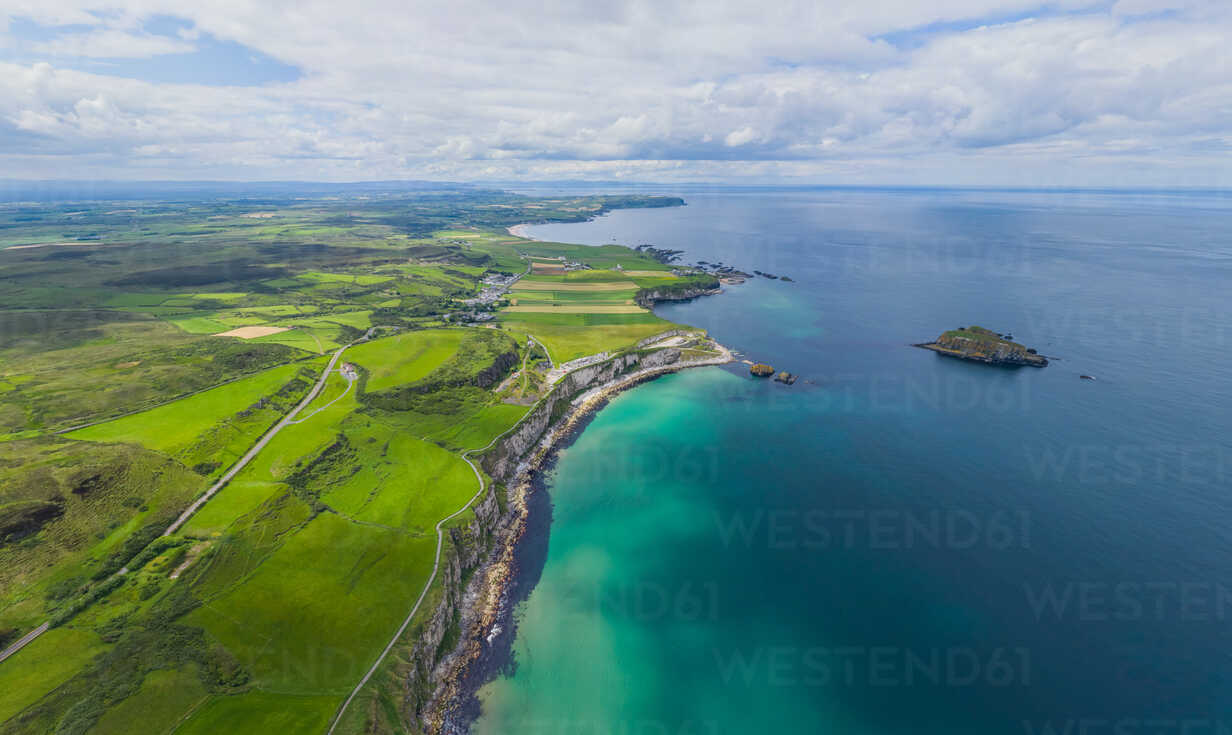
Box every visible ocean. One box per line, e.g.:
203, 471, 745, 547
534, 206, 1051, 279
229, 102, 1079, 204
473, 189, 1232, 734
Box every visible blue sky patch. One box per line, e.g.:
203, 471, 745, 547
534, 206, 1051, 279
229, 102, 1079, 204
3, 14, 301, 86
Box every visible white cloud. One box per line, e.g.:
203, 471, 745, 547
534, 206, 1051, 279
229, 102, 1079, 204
33, 29, 194, 58
725, 127, 759, 147
0, 0, 1229, 184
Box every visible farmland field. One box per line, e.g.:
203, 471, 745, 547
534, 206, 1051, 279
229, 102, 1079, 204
67, 361, 319, 456
504, 304, 647, 313
345, 329, 464, 391
0, 187, 708, 734
512, 279, 637, 291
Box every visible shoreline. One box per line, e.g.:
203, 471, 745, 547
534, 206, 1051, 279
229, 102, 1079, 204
505, 223, 534, 239
425, 341, 733, 732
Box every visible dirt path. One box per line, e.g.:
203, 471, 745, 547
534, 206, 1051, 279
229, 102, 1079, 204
326, 338, 733, 734
326, 428, 511, 735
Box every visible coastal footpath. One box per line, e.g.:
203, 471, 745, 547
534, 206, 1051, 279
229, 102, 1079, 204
365, 333, 731, 733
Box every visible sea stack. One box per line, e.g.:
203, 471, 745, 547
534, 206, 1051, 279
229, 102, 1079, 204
750, 363, 775, 377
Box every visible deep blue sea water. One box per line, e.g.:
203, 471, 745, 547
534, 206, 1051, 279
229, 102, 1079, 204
474, 189, 1232, 734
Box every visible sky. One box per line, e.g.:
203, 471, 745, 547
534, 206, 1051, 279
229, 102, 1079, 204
0, 1, 1229, 186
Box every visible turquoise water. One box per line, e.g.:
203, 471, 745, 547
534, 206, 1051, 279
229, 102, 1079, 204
473, 189, 1232, 734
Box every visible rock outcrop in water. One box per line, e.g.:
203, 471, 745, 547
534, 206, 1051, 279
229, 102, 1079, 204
914, 326, 1048, 367
750, 363, 774, 377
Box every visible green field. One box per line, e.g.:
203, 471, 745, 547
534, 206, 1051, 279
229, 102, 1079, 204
68, 362, 313, 455
0, 188, 699, 735
346, 329, 464, 391
175, 692, 340, 735
90, 667, 209, 735
0, 627, 107, 722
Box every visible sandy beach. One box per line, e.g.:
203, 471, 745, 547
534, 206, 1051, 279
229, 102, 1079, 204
506, 223, 534, 239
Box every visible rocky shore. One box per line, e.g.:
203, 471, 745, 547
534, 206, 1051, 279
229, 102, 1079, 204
383, 335, 731, 734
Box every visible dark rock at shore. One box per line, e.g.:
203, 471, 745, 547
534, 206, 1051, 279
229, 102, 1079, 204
634, 243, 685, 263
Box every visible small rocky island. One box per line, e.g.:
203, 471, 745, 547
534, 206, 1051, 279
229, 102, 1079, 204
914, 326, 1048, 367
750, 363, 775, 377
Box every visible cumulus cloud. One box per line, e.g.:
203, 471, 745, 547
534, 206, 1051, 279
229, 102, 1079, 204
0, 0, 1229, 184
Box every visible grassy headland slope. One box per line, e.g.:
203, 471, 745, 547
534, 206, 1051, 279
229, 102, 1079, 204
0, 189, 699, 734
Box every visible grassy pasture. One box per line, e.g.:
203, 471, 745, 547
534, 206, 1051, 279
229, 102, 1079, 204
174, 691, 340, 735
0, 627, 108, 722
513, 279, 637, 291
501, 315, 676, 362
621, 270, 677, 277
509, 240, 666, 270
168, 316, 234, 335
508, 290, 636, 304
187, 512, 438, 693
0, 438, 205, 628
504, 304, 647, 314
67, 361, 314, 456
251, 327, 341, 353
90, 667, 209, 735
0, 192, 698, 733
346, 329, 465, 392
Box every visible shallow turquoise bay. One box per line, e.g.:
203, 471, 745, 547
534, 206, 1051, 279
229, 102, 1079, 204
474, 189, 1232, 734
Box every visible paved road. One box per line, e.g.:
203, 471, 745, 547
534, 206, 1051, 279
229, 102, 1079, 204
0, 329, 379, 669
163, 328, 374, 537
0, 623, 49, 664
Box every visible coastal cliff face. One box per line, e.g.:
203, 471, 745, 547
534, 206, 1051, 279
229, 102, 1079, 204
384, 345, 687, 733
633, 276, 721, 309
481, 348, 681, 482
